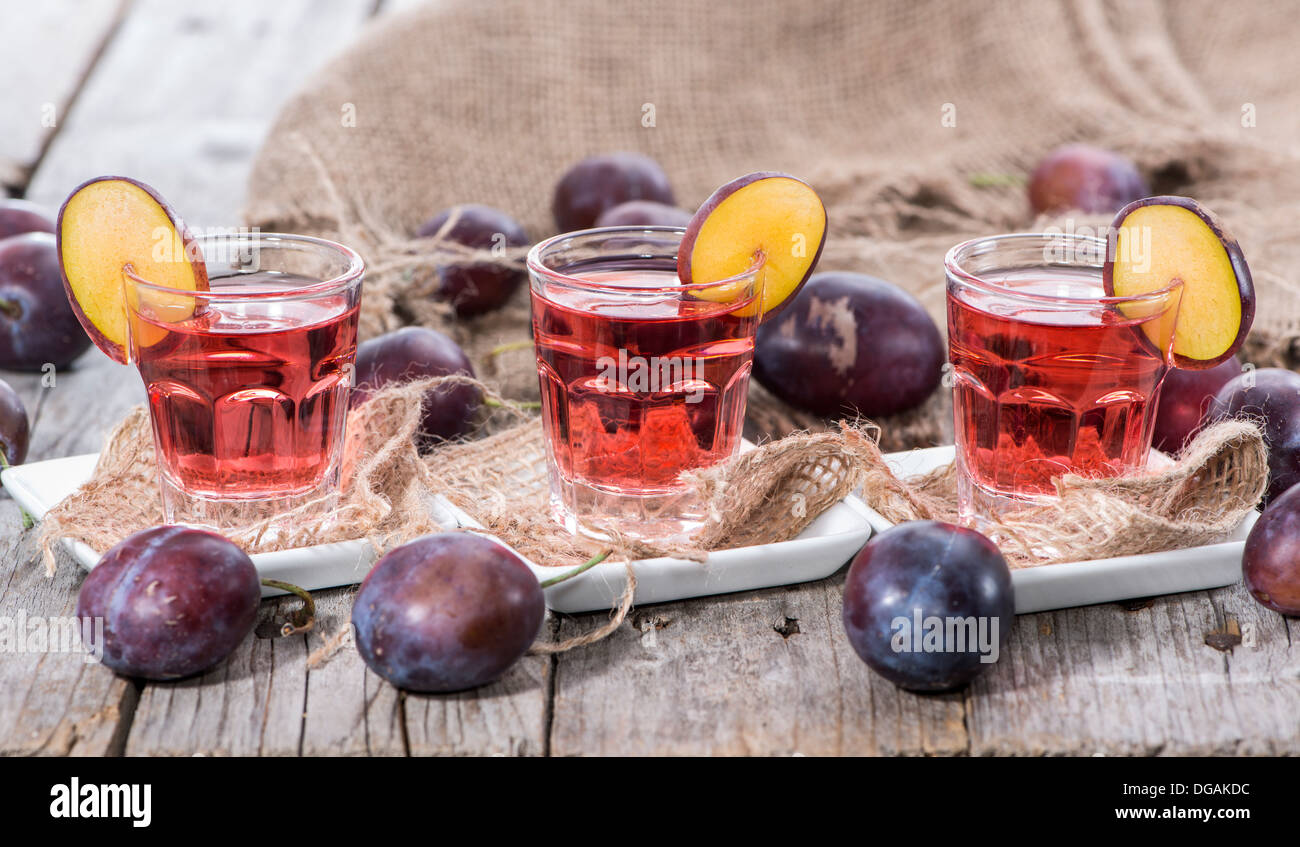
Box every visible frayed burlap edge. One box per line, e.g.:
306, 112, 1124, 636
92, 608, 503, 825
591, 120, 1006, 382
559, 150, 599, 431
859, 419, 1268, 567
36, 377, 470, 577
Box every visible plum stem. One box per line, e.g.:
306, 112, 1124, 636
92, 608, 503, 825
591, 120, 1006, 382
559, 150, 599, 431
261, 578, 316, 636
0, 298, 20, 320
540, 550, 612, 588
0, 448, 34, 529
488, 339, 533, 357
483, 396, 541, 410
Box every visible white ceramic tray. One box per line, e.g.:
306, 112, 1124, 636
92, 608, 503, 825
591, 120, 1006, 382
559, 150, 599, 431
3, 445, 1252, 614
865, 445, 1255, 614
0, 452, 875, 611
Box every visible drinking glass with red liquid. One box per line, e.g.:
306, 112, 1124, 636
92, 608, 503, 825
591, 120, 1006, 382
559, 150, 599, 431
528, 227, 762, 541
123, 232, 364, 527
945, 233, 1182, 529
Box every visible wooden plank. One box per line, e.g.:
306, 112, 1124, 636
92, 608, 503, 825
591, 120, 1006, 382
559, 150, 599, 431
24, 355, 142, 459
1201, 584, 1300, 753
0, 500, 135, 756
0, 331, 140, 755
402, 648, 550, 757
965, 585, 1300, 755
299, 588, 406, 756
0, 1, 125, 191
24, 0, 375, 227
549, 572, 968, 756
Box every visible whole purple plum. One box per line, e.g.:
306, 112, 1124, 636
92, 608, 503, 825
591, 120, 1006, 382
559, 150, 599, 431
842, 520, 1014, 692
552, 153, 674, 232
351, 326, 480, 447
753, 272, 944, 417
1028, 144, 1147, 215
0, 198, 55, 240
1207, 367, 1300, 505
352, 532, 544, 692
1243, 483, 1300, 615
594, 200, 693, 228
75, 526, 261, 680
0, 377, 29, 466
0, 232, 92, 369
1152, 358, 1242, 454
416, 204, 529, 317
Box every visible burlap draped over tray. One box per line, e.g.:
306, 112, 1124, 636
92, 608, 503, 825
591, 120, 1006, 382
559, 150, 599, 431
41, 2, 1289, 583
40, 378, 1267, 577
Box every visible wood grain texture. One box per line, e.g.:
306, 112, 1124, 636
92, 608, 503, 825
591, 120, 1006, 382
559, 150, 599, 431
24, 0, 375, 226
0, 502, 135, 756
0, 361, 138, 755
549, 572, 968, 756
123, 593, 310, 757
0, 0, 125, 191
299, 588, 406, 756
402, 647, 550, 757
966, 585, 1300, 755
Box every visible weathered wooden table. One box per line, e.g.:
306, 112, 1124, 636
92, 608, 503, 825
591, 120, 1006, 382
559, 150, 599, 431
1, 0, 1296, 757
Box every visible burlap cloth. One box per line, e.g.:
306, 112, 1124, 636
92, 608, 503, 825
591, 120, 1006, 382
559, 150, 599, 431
33, 2, 1288, 638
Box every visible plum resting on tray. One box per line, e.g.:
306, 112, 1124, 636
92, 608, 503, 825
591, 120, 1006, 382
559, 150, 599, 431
0, 378, 29, 466
552, 153, 674, 232
1028, 144, 1147, 215
351, 326, 480, 447
842, 520, 1014, 692
0, 232, 92, 370
75, 526, 261, 680
416, 204, 529, 317
753, 272, 944, 418
1207, 367, 1300, 505
351, 532, 544, 692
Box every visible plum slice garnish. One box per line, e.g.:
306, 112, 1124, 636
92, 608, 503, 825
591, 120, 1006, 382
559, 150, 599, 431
677, 172, 827, 321
56, 176, 208, 364
1103, 195, 1254, 369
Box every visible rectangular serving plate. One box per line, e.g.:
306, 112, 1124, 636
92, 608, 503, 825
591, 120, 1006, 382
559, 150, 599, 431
869, 445, 1255, 614
1, 451, 876, 612
3, 445, 1251, 614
